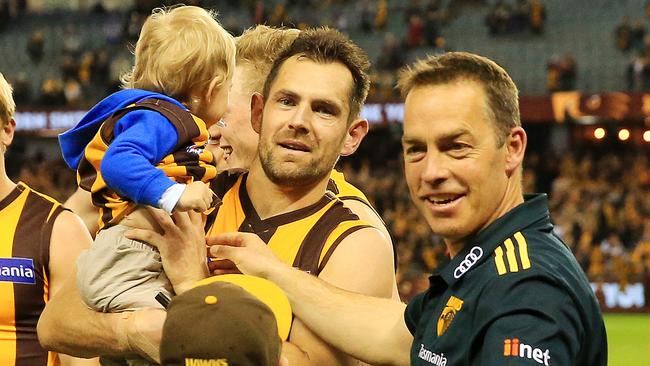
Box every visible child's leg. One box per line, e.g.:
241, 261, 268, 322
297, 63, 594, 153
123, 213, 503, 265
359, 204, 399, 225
76, 224, 173, 312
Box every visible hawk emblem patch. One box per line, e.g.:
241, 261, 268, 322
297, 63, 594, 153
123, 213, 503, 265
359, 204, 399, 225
437, 295, 463, 336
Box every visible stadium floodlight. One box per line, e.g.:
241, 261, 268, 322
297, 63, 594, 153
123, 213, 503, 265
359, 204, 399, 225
618, 129, 630, 141
594, 127, 606, 139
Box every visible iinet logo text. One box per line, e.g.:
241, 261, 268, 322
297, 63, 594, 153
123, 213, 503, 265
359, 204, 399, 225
503, 338, 550, 365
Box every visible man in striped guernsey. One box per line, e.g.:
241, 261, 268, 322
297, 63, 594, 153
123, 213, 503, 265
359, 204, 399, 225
130, 28, 399, 365
0, 74, 97, 366
203, 53, 608, 366
211, 25, 392, 244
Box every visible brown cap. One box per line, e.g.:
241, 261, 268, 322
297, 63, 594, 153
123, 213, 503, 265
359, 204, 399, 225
160, 275, 291, 366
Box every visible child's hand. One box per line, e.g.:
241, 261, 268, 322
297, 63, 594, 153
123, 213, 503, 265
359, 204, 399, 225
175, 181, 213, 212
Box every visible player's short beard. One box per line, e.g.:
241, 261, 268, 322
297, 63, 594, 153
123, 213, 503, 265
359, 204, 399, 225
259, 145, 333, 188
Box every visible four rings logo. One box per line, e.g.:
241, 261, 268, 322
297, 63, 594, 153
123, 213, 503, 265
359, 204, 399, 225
453, 246, 483, 279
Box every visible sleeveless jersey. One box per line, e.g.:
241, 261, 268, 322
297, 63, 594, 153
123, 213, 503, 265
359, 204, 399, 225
328, 169, 385, 225
206, 174, 372, 275
0, 182, 66, 366
77, 98, 217, 231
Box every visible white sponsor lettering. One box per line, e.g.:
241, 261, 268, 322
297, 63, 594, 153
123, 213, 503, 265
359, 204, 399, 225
0, 265, 34, 278
453, 246, 483, 279
418, 344, 447, 366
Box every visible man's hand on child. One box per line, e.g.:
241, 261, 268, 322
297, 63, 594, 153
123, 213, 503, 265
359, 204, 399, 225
175, 181, 213, 212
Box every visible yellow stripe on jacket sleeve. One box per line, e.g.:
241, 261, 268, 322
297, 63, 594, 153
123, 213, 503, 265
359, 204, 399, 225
514, 232, 531, 270
494, 246, 507, 275
504, 238, 519, 272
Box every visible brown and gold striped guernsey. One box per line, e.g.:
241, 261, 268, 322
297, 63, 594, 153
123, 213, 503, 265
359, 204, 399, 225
0, 182, 66, 366
206, 174, 371, 275
77, 98, 217, 232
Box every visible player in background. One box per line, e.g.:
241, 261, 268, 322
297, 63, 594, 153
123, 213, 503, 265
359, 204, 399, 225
0, 73, 97, 366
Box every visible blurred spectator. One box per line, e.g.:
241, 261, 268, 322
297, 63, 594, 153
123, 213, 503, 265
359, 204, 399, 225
102, 13, 124, 45
375, 0, 388, 31
39, 77, 66, 106
627, 52, 650, 91
547, 54, 577, 92
406, 15, 424, 48
377, 33, 405, 71
529, 0, 545, 34
63, 79, 83, 107
62, 23, 83, 56
26, 30, 45, 63
269, 3, 288, 27
404, 0, 422, 24
60, 54, 80, 82
422, 9, 442, 46
250, 0, 266, 25
511, 0, 530, 33
430, 36, 449, 56
91, 48, 111, 86
615, 16, 632, 52
11, 73, 32, 105
123, 10, 146, 41
333, 10, 349, 35
630, 20, 646, 52
486, 0, 511, 36
358, 0, 373, 33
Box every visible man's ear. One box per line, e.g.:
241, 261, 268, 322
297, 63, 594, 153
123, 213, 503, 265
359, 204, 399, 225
340, 118, 369, 157
1, 118, 16, 150
204, 75, 224, 102
250, 93, 264, 134
504, 126, 527, 176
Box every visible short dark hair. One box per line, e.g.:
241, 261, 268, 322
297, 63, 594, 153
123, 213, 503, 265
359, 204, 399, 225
263, 27, 370, 121
398, 52, 520, 145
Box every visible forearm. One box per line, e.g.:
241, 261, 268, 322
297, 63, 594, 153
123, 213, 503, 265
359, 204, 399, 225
268, 265, 411, 366
38, 278, 132, 358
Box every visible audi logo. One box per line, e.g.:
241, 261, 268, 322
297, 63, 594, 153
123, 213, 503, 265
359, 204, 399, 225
453, 246, 483, 279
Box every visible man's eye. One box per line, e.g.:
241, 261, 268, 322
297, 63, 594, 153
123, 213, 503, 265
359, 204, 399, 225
315, 106, 333, 116
279, 97, 294, 106
448, 143, 471, 158
405, 145, 426, 156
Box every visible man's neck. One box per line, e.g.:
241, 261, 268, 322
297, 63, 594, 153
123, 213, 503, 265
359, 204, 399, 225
246, 162, 330, 220
445, 179, 524, 258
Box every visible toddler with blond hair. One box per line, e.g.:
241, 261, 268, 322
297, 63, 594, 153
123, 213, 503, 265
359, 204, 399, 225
59, 7, 234, 363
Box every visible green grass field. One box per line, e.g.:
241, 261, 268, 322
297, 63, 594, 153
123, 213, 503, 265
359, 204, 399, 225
605, 313, 650, 366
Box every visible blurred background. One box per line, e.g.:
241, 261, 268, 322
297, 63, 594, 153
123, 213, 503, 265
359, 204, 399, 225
0, 0, 648, 363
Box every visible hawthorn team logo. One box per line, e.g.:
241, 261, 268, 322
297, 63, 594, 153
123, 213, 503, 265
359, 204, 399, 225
437, 295, 463, 336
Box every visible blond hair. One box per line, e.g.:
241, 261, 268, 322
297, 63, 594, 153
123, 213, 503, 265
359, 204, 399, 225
398, 52, 520, 145
121, 5, 236, 102
0, 73, 15, 127
235, 25, 300, 95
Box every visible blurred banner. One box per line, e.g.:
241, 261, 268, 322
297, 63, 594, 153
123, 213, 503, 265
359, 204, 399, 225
592, 282, 649, 312
14, 91, 650, 131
